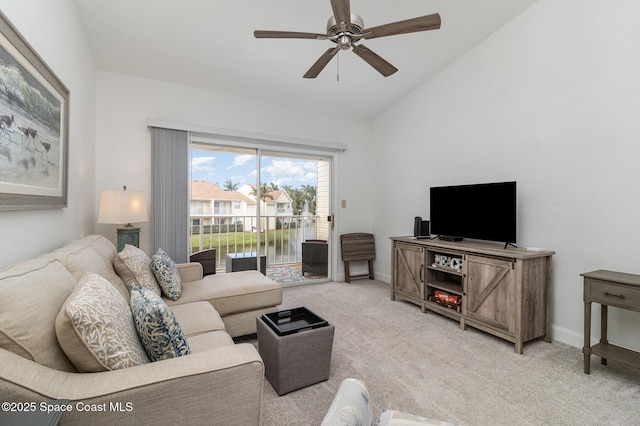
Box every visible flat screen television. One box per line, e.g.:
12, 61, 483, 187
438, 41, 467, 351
429, 181, 516, 245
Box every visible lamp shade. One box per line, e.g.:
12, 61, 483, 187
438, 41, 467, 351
98, 190, 148, 226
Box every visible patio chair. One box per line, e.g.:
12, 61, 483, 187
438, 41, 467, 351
189, 248, 217, 276
301, 239, 328, 276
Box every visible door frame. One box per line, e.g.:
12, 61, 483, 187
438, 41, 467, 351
187, 125, 344, 282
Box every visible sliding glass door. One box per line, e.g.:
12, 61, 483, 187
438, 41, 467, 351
189, 142, 333, 285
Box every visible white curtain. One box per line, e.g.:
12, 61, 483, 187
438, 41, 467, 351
150, 127, 189, 262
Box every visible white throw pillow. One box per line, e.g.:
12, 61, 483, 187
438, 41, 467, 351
114, 244, 161, 295
55, 272, 150, 372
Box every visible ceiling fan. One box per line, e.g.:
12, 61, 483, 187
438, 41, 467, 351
254, 0, 441, 78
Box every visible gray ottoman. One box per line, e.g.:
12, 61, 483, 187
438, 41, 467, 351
257, 309, 334, 395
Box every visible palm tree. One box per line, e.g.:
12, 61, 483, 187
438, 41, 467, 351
301, 184, 317, 214
250, 183, 273, 201
224, 179, 239, 191
269, 182, 279, 190
283, 185, 304, 214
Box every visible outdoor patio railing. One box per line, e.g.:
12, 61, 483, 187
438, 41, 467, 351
190, 214, 320, 272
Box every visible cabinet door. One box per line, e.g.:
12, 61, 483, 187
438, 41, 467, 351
464, 254, 516, 333
393, 243, 424, 299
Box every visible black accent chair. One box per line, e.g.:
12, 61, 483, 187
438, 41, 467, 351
189, 248, 217, 276
301, 240, 328, 276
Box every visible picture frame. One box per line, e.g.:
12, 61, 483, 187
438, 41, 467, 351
0, 10, 69, 211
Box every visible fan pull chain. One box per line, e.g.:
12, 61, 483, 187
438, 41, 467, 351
336, 49, 340, 82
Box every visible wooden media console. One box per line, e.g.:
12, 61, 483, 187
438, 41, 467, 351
390, 236, 554, 354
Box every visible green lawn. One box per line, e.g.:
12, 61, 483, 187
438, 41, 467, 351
191, 229, 295, 258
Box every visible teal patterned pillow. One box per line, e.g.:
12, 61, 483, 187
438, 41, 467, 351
130, 285, 190, 361
150, 249, 182, 301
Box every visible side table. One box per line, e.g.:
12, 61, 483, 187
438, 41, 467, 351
257, 308, 334, 395
225, 252, 266, 275
582, 269, 640, 374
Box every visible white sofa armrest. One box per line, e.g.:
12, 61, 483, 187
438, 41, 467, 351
176, 262, 203, 283
0, 343, 263, 426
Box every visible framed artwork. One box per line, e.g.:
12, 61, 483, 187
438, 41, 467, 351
0, 11, 69, 210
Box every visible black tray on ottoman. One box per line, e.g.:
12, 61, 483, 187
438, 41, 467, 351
261, 307, 328, 336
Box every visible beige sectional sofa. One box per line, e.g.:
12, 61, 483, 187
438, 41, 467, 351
0, 235, 282, 425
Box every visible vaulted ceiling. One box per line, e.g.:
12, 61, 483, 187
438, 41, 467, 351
73, 0, 538, 119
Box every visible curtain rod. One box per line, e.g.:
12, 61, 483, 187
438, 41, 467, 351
147, 120, 347, 153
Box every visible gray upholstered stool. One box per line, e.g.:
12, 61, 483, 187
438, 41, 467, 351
257, 314, 334, 395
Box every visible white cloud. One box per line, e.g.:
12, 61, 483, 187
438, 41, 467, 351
261, 159, 318, 186
231, 154, 254, 167
192, 150, 317, 188
302, 172, 317, 182
264, 159, 300, 178
191, 156, 216, 176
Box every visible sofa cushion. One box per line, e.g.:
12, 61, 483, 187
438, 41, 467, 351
50, 239, 112, 281
150, 249, 182, 301
114, 244, 161, 295
44, 235, 130, 301
130, 285, 190, 361
170, 301, 226, 336
186, 331, 235, 353
0, 258, 78, 372
165, 270, 282, 316
56, 273, 150, 372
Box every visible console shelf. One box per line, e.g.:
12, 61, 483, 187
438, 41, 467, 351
391, 237, 554, 354
427, 280, 462, 295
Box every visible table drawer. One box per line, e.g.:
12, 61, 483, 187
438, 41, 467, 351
589, 279, 640, 309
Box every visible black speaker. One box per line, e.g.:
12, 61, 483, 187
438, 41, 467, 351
414, 217, 422, 237
419, 220, 430, 238
414, 217, 430, 238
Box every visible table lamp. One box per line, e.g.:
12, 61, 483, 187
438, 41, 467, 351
98, 186, 149, 251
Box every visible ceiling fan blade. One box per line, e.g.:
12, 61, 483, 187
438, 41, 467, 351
352, 44, 398, 77
330, 0, 351, 29
362, 13, 441, 39
303, 47, 340, 79
254, 30, 328, 40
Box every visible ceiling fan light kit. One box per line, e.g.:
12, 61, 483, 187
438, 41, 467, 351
327, 13, 364, 42
254, 0, 441, 79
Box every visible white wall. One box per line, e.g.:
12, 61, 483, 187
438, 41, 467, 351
0, 1, 96, 270
371, 0, 640, 350
10, 0, 631, 351
95, 71, 373, 278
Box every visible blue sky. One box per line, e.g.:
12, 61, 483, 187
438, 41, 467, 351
191, 149, 318, 189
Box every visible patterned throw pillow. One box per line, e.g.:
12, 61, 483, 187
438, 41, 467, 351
55, 272, 150, 372
150, 249, 182, 301
115, 244, 161, 295
130, 285, 190, 361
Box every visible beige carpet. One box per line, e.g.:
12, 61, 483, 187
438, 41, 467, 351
249, 280, 640, 426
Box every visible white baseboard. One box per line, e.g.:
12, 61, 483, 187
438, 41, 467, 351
551, 324, 586, 349
375, 272, 391, 284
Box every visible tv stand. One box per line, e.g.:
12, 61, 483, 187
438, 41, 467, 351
390, 237, 554, 354
504, 242, 517, 249
438, 235, 463, 242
